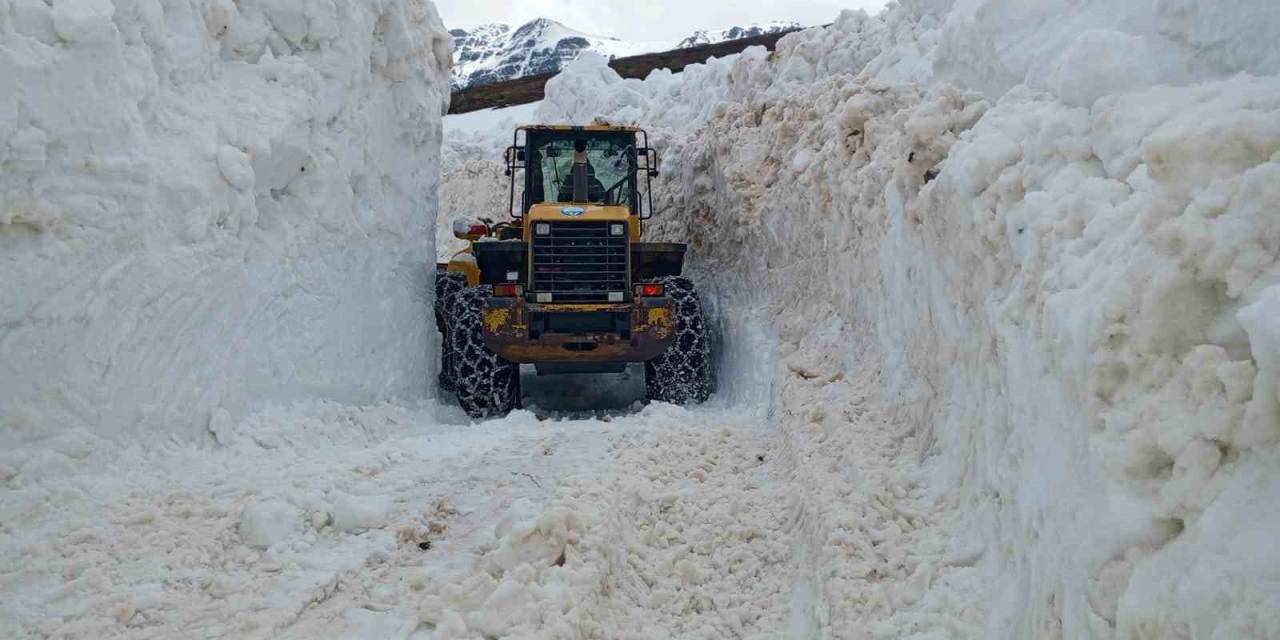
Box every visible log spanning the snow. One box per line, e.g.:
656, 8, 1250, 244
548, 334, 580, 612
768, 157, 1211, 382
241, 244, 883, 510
448, 29, 803, 115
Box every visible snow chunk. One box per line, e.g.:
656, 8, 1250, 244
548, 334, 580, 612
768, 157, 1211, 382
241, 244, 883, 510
216, 145, 254, 192
51, 0, 116, 45
333, 493, 391, 532
10, 0, 59, 45
239, 499, 301, 549
484, 504, 579, 574
7, 126, 48, 172
1238, 286, 1280, 448
207, 406, 237, 446
1046, 30, 1161, 106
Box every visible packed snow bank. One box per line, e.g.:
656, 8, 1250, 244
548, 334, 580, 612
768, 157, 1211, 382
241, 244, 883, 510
435, 0, 1280, 636
537, 50, 769, 131
0, 0, 452, 446
934, 0, 1280, 104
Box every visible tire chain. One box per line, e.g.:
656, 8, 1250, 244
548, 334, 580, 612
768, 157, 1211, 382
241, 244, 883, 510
645, 276, 713, 404
446, 286, 520, 418
434, 272, 467, 391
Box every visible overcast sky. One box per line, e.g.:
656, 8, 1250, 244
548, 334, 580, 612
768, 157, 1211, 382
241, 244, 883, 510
433, 0, 890, 42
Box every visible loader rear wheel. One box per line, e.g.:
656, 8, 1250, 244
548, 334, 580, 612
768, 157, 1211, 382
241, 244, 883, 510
434, 271, 467, 392
447, 286, 521, 419
645, 276, 713, 404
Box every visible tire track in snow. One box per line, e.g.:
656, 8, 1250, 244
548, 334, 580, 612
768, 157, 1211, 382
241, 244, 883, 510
769, 326, 990, 639
418, 364, 988, 639
417, 405, 808, 639
590, 421, 802, 638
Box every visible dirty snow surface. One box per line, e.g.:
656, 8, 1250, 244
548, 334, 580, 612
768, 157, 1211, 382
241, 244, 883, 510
3, 352, 970, 639
6, 0, 1280, 639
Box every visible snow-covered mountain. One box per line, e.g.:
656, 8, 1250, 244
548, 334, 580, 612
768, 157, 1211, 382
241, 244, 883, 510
450, 19, 798, 89
675, 21, 799, 48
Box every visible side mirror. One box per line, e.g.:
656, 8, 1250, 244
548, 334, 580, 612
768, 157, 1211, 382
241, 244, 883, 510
453, 217, 489, 241
516, 149, 526, 161
639, 147, 659, 177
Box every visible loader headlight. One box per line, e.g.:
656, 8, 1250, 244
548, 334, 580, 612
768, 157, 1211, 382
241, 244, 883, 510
535, 223, 551, 236
610, 223, 625, 237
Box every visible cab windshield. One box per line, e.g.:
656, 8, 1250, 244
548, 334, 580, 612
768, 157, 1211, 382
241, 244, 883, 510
529, 134, 636, 207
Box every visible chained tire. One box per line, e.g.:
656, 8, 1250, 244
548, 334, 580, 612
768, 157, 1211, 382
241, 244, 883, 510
446, 285, 521, 419
645, 276, 713, 404
434, 271, 467, 392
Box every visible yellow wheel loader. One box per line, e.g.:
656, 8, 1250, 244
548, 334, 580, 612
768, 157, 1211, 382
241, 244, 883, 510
435, 125, 712, 418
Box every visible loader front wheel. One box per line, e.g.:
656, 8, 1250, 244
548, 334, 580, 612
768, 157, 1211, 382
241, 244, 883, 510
447, 286, 521, 419
434, 271, 467, 392
645, 276, 713, 404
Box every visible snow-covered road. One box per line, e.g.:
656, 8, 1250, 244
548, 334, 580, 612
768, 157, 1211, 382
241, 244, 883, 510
2, 361, 984, 639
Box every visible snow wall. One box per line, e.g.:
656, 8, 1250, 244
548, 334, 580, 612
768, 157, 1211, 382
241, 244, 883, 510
519, 0, 1280, 636
0, 0, 452, 447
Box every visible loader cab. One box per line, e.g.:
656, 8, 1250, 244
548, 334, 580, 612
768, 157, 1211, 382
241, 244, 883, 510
504, 125, 660, 225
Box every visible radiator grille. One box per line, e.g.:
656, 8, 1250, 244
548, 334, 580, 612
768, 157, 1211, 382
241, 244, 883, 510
531, 221, 629, 302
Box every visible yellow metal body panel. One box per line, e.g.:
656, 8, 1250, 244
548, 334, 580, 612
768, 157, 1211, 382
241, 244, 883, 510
525, 203, 640, 241
446, 249, 480, 287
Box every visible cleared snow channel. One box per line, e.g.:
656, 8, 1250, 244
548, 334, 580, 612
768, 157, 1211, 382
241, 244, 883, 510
2, 356, 977, 638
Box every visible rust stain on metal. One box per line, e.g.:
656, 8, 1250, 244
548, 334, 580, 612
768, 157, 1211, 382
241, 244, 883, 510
489, 334, 670, 363
531, 302, 630, 313
646, 308, 673, 338
483, 308, 511, 333
480, 297, 677, 364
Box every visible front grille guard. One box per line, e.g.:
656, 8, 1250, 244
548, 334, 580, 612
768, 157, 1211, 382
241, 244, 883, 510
529, 221, 629, 303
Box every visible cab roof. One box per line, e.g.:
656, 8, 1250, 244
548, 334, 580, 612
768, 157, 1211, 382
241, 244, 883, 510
516, 124, 643, 133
